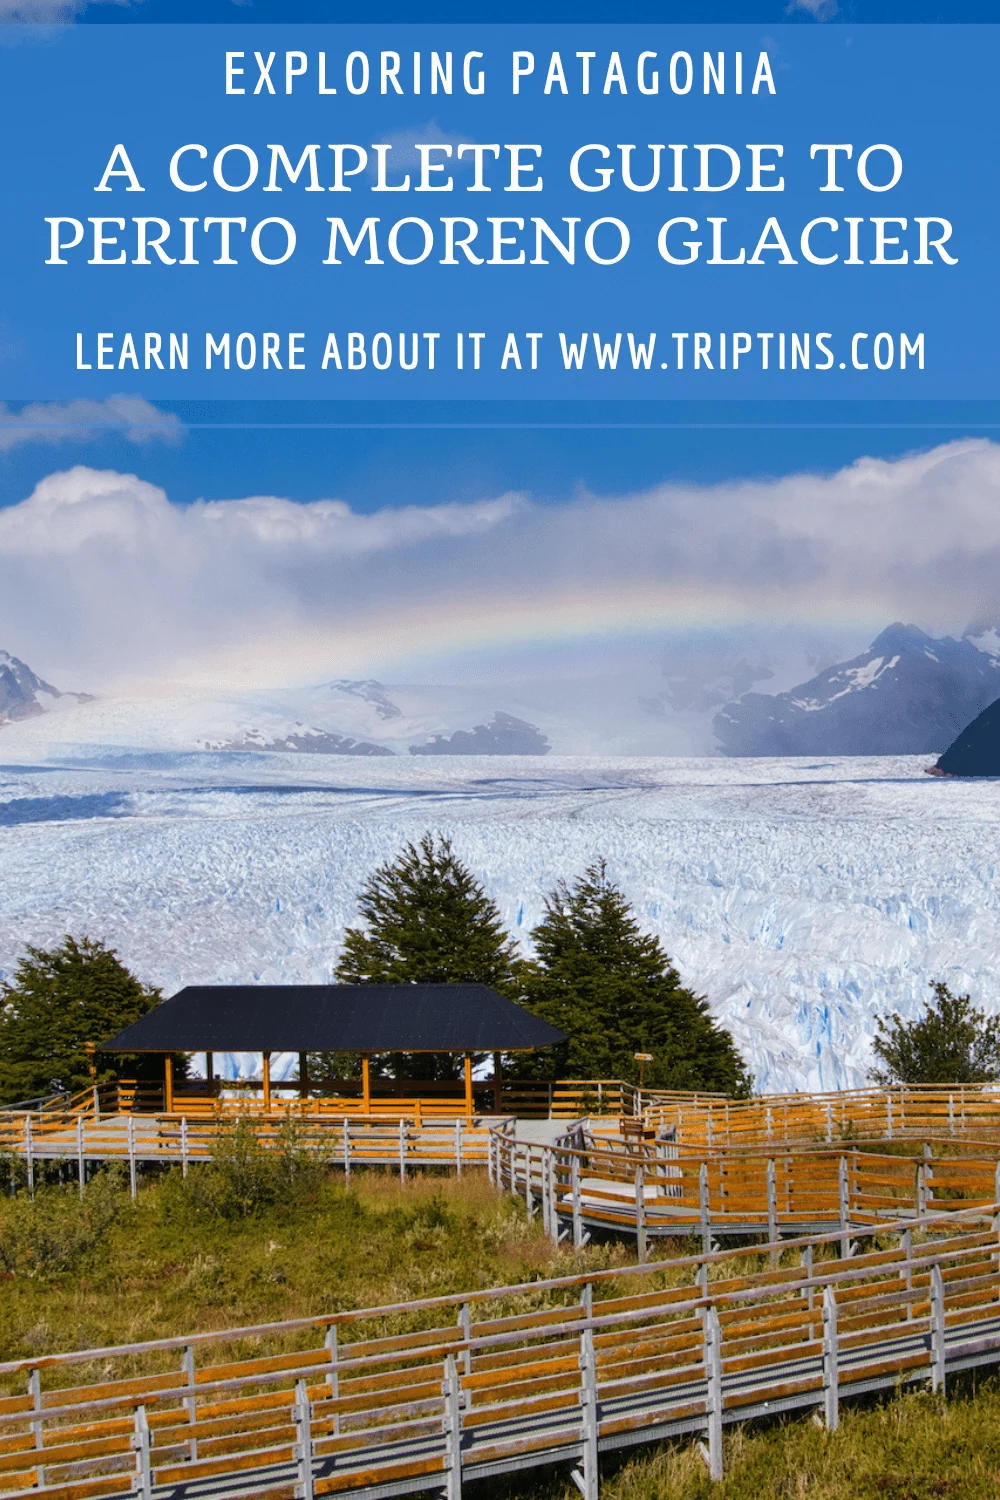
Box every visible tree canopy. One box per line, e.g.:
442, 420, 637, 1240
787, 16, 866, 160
333, 833, 523, 1079
0, 935, 163, 1105
871, 982, 1000, 1085
517, 860, 752, 1097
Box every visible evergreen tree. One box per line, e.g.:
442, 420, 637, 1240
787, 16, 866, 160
871, 982, 1000, 1085
517, 861, 752, 1097
334, 833, 522, 1079
0, 935, 165, 1105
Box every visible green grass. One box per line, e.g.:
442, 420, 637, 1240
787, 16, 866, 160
2, 1161, 999, 1498
0, 1163, 629, 1362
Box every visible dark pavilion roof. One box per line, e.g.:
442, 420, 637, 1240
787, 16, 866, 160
99, 985, 565, 1054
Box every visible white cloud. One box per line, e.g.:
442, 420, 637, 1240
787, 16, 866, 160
0, 398, 182, 452
0, 0, 129, 20
2, 440, 1000, 692
785, 0, 839, 17
368, 123, 488, 176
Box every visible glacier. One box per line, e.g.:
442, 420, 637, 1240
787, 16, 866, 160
0, 750, 997, 1094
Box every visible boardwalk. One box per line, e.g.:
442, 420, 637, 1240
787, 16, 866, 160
495, 1127, 1000, 1254
0, 1204, 998, 1498
0, 1113, 497, 1191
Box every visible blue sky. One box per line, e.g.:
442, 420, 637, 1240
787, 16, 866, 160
1, 399, 999, 511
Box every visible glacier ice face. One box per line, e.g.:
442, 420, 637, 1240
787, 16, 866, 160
0, 752, 996, 1094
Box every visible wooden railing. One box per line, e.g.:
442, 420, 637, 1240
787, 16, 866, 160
493, 1128, 1000, 1256
0, 1114, 500, 1196
69, 1078, 645, 1121
0, 1203, 998, 1498
644, 1084, 1000, 1147
65, 1080, 1000, 1137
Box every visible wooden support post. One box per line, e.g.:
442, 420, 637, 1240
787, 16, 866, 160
492, 1052, 502, 1115
838, 1155, 851, 1259
205, 1051, 214, 1090
181, 1116, 189, 1178
463, 1053, 474, 1121
182, 1346, 197, 1462
133, 1405, 152, 1500
294, 1378, 315, 1500
822, 1285, 839, 1430
572, 1152, 585, 1248
77, 1115, 85, 1199
261, 1052, 271, 1114
325, 1325, 340, 1435
298, 1052, 309, 1101
767, 1158, 778, 1265
699, 1305, 723, 1482
699, 1161, 711, 1257
930, 1264, 946, 1394
572, 1315, 599, 1500
524, 1146, 534, 1216
164, 1054, 174, 1115
128, 1112, 137, 1199
399, 1118, 407, 1182
28, 1369, 44, 1488
804, 1243, 815, 1311
541, 1152, 550, 1238
361, 1056, 371, 1114
442, 1354, 463, 1500
549, 1150, 561, 1245
457, 1303, 472, 1380
634, 1163, 647, 1264
343, 1118, 351, 1181
825, 1101, 833, 1144
24, 1114, 34, 1199
455, 1118, 463, 1177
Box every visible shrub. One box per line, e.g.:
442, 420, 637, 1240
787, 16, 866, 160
176, 1117, 324, 1221
0, 1166, 127, 1276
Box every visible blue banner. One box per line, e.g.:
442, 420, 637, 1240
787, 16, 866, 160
2, 22, 995, 398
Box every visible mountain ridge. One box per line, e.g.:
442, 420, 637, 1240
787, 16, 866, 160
0, 651, 93, 726
714, 624, 1000, 757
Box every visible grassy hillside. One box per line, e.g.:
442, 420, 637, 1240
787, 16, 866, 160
1, 1153, 998, 1500
0, 1162, 621, 1360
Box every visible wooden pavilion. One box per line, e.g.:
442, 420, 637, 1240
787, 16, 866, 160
100, 983, 565, 1119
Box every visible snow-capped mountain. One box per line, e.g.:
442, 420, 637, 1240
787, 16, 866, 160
714, 625, 1000, 757
0, 634, 852, 760
0, 651, 92, 726
0, 671, 563, 760
410, 712, 550, 756
5, 622, 1000, 761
